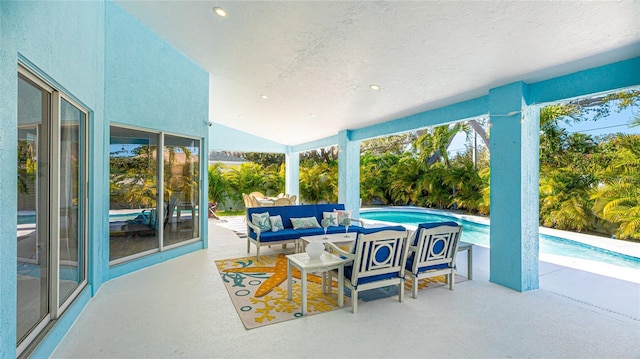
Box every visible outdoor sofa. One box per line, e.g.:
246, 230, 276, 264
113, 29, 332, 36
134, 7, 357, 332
246, 203, 405, 260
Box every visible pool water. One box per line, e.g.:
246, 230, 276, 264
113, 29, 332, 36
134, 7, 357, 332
360, 209, 640, 270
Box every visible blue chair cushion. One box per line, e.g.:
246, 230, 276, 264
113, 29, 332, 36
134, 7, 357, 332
358, 225, 406, 235
344, 265, 401, 285
405, 256, 450, 273
349, 226, 406, 253
413, 221, 459, 245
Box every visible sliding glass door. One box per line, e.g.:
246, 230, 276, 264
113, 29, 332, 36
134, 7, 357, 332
17, 72, 51, 348
17, 66, 88, 354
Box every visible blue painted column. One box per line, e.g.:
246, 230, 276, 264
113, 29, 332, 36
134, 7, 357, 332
489, 82, 540, 292
337, 130, 361, 217
285, 150, 300, 203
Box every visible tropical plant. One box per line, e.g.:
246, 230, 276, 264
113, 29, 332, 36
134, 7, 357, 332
415, 123, 463, 168
299, 161, 337, 203
262, 163, 286, 197
445, 159, 485, 213
387, 156, 422, 205
360, 152, 400, 204
223, 162, 268, 203
208, 163, 228, 203
591, 134, 640, 239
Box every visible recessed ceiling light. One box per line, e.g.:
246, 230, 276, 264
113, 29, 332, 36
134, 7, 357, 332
310, 113, 316, 118
212, 6, 228, 17
261, 95, 269, 99
369, 84, 382, 91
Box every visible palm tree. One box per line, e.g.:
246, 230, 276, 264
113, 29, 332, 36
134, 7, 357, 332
388, 156, 421, 205
445, 160, 484, 213
415, 123, 462, 169
360, 152, 399, 204
591, 134, 640, 239
224, 162, 268, 203
208, 163, 228, 204
299, 162, 335, 203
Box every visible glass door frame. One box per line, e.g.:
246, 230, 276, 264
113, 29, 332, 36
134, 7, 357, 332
17, 64, 89, 355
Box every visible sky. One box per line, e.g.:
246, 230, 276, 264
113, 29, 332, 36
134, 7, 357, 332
559, 106, 639, 136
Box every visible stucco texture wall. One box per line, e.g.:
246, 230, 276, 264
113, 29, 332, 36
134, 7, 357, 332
0, 1, 209, 357
105, 2, 209, 136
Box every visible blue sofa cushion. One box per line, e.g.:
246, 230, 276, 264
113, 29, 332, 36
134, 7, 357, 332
247, 206, 287, 237
251, 229, 300, 242
294, 227, 328, 237
413, 221, 460, 245
283, 205, 317, 228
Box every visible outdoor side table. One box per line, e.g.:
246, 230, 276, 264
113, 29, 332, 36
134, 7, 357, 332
286, 251, 345, 315
457, 241, 474, 280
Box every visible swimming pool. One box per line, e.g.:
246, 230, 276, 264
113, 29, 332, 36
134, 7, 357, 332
360, 208, 640, 271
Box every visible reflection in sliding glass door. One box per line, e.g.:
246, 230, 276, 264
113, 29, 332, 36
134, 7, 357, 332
17, 66, 88, 355
57, 97, 86, 306
17, 73, 51, 348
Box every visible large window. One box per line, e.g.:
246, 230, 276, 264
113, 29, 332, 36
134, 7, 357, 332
17, 66, 88, 354
109, 127, 201, 264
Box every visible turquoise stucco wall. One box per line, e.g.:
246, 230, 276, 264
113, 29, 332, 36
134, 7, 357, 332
210, 123, 287, 153
338, 130, 361, 217
104, 1, 210, 278
1, 1, 106, 356
0, 1, 209, 357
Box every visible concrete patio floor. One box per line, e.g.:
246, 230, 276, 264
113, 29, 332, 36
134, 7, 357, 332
51, 217, 640, 358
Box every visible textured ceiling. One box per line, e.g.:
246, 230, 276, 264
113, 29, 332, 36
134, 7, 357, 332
116, 1, 640, 146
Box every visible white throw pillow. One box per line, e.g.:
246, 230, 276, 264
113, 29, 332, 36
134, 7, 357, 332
251, 212, 271, 232
322, 212, 339, 227
335, 209, 352, 226
270, 215, 285, 232
290, 216, 321, 230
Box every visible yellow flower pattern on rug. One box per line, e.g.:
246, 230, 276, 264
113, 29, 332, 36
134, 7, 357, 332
216, 254, 345, 329
215, 254, 465, 329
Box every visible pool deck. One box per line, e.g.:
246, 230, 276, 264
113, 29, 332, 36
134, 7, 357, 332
51, 216, 640, 358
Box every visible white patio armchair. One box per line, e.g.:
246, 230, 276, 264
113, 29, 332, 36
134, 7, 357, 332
405, 221, 462, 299
326, 228, 409, 313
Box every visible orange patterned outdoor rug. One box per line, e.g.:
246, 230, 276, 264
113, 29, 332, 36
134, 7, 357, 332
215, 254, 467, 329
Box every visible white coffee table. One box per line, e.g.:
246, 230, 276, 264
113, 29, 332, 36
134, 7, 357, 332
298, 232, 357, 253
286, 251, 346, 315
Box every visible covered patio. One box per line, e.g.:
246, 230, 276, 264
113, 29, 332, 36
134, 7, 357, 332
2, 1, 639, 357
51, 218, 639, 358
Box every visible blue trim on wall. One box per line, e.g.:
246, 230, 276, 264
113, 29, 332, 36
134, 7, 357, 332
530, 57, 640, 104
352, 96, 489, 141
108, 241, 204, 280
